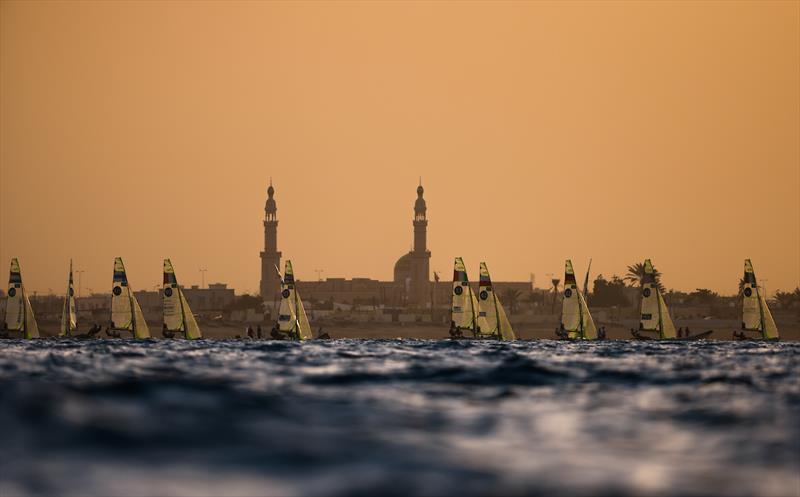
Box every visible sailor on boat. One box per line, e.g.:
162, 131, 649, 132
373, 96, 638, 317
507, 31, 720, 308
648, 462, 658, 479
631, 259, 712, 341
162, 324, 176, 339
106, 324, 121, 338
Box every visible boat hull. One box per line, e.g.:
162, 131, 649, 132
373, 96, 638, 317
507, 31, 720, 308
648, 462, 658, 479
631, 329, 713, 341
732, 331, 779, 342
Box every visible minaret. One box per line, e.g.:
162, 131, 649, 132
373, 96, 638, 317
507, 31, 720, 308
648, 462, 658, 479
413, 181, 428, 253
411, 181, 431, 306
260, 181, 282, 301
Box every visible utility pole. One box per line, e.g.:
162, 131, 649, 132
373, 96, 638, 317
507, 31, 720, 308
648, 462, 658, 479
314, 269, 324, 282
76, 270, 85, 297
199, 268, 207, 289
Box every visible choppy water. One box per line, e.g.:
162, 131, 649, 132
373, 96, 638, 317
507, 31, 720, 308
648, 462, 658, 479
0, 339, 798, 497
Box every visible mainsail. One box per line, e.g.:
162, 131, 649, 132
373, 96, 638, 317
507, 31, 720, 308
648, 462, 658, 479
561, 259, 597, 339
638, 259, 676, 339
110, 257, 150, 338
451, 257, 478, 332
59, 260, 78, 337
476, 262, 516, 340
162, 259, 202, 340
741, 259, 779, 340
4, 258, 39, 339
277, 260, 312, 340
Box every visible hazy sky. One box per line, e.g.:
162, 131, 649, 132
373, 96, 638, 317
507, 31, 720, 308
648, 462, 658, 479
1, 1, 798, 296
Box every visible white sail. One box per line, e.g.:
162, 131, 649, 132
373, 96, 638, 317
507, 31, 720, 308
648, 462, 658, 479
578, 291, 598, 340
495, 293, 516, 341
277, 260, 299, 335
5, 258, 24, 332
742, 259, 779, 340
295, 288, 313, 340
639, 259, 676, 339
274, 261, 313, 340
60, 260, 77, 337
561, 259, 598, 339
163, 259, 202, 340
111, 257, 134, 330
476, 262, 515, 340
179, 289, 202, 340
162, 259, 184, 332
4, 258, 39, 339
657, 291, 677, 339
110, 257, 149, 338
451, 257, 477, 331
561, 260, 582, 335
131, 293, 150, 339
23, 290, 39, 339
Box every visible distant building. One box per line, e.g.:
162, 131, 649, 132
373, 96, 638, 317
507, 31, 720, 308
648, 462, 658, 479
392, 183, 431, 307
261, 182, 432, 308
260, 181, 529, 309
259, 180, 281, 301
75, 283, 235, 314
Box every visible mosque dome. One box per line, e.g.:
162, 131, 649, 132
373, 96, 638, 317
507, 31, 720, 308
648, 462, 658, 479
394, 252, 413, 283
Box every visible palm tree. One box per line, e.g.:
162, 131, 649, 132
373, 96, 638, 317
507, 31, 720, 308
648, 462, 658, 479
550, 278, 561, 313
624, 262, 664, 292
773, 289, 800, 310
501, 288, 523, 315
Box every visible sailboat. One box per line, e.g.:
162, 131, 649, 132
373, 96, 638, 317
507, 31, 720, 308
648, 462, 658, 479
273, 260, 313, 341
734, 259, 779, 341
59, 260, 78, 337
108, 257, 150, 339
1, 258, 39, 339
631, 259, 712, 340
475, 262, 516, 340
448, 257, 479, 338
162, 259, 202, 340
556, 259, 598, 340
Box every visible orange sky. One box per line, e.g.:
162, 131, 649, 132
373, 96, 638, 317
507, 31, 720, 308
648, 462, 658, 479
1, 1, 798, 296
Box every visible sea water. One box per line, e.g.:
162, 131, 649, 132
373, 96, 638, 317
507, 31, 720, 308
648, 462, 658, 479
0, 339, 797, 497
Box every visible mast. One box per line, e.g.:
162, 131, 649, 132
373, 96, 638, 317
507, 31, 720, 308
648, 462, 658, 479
583, 258, 592, 300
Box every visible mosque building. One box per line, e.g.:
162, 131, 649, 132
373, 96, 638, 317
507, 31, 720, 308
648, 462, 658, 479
259, 182, 529, 310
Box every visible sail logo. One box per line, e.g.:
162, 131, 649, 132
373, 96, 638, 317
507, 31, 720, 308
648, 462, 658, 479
479, 291, 489, 300
643, 288, 652, 297
744, 288, 753, 297
454, 286, 463, 295
564, 289, 573, 298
